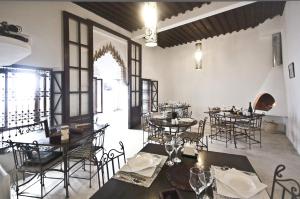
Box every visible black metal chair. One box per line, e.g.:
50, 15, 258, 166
142, 113, 151, 146
271, 164, 300, 199
146, 120, 168, 145
9, 140, 64, 199
95, 141, 126, 188
234, 114, 263, 149
208, 109, 218, 143
67, 124, 108, 188
212, 113, 233, 147
180, 117, 208, 151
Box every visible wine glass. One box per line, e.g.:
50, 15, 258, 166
172, 136, 183, 163
202, 170, 214, 199
189, 167, 206, 199
164, 140, 174, 166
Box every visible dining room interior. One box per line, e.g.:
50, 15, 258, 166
0, 1, 300, 199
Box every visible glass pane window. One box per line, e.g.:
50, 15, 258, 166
0, 68, 51, 130
0, 73, 5, 128
80, 23, 88, 45
70, 94, 79, 117
69, 19, 78, 42
81, 93, 89, 115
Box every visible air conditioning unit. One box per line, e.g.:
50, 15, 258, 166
0, 21, 31, 66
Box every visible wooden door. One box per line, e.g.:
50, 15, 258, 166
151, 80, 158, 112
50, 71, 64, 126
128, 41, 142, 129
63, 11, 93, 124
142, 79, 151, 114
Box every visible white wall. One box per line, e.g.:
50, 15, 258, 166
142, 46, 173, 103
150, 16, 287, 120
0, 1, 131, 70
282, 1, 300, 153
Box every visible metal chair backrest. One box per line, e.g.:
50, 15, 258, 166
92, 124, 108, 152
208, 110, 218, 127
96, 141, 126, 187
141, 113, 151, 131
9, 140, 42, 169
271, 164, 300, 199
197, 117, 207, 138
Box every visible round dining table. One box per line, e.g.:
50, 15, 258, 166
149, 116, 197, 135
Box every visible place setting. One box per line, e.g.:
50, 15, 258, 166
211, 166, 269, 199
113, 152, 168, 187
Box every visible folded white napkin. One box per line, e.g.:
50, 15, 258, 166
183, 143, 197, 156
214, 168, 268, 199
120, 153, 161, 177
152, 115, 166, 119
179, 118, 194, 123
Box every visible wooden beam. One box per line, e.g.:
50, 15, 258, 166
132, 1, 255, 39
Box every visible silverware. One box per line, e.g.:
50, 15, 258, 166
118, 171, 147, 182
117, 174, 142, 184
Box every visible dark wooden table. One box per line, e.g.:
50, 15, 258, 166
90, 143, 256, 199
6, 124, 108, 198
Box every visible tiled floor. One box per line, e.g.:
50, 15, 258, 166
4, 115, 300, 198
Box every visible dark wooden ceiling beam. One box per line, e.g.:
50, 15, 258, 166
99, 4, 140, 30
193, 21, 210, 39
162, 30, 184, 44
75, 1, 285, 48
190, 23, 206, 40
214, 14, 227, 34
200, 19, 213, 37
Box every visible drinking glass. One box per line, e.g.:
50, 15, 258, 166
189, 167, 206, 199
202, 170, 214, 199
164, 140, 174, 166
173, 136, 183, 163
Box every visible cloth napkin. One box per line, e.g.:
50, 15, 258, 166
179, 118, 194, 123
213, 167, 268, 199
183, 143, 197, 156
120, 153, 162, 177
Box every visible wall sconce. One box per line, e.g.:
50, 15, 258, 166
194, 42, 203, 70
143, 2, 158, 47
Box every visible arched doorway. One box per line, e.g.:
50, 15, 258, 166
93, 44, 128, 128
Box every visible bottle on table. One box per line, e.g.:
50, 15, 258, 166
248, 102, 253, 116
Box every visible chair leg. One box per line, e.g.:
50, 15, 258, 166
233, 131, 237, 148
249, 131, 251, 149
225, 131, 228, 148
40, 171, 43, 199
260, 130, 262, 148
210, 127, 213, 143
83, 160, 86, 171
16, 173, 19, 199
89, 160, 92, 188
97, 165, 101, 189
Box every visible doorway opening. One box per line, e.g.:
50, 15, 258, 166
94, 52, 128, 128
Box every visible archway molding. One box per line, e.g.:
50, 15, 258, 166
94, 42, 127, 84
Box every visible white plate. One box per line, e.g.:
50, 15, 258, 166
127, 153, 161, 172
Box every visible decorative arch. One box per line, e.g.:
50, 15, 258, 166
94, 42, 127, 84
